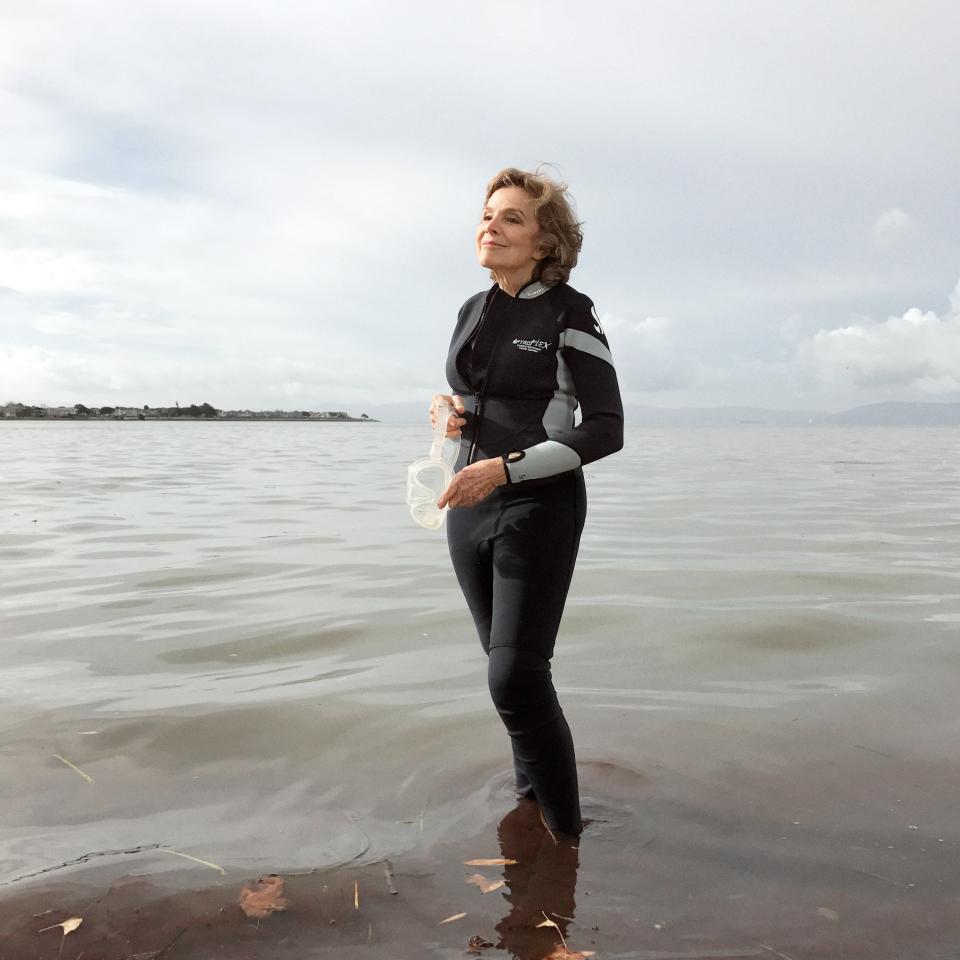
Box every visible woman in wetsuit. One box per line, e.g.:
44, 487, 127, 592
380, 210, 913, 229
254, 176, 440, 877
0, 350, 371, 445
431, 167, 623, 837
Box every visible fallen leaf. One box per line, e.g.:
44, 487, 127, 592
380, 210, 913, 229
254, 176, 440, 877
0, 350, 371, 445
466, 873, 506, 894
817, 906, 840, 921
239, 874, 288, 919
38, 916, 83, 935
466, 934, 495, 952
439, 912, 467, 925
354, 879, 359, 909
463, 858, 518, 866
536, 909, 596, 957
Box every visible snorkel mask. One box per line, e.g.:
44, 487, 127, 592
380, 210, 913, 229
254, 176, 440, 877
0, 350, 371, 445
406, 399, 458, 529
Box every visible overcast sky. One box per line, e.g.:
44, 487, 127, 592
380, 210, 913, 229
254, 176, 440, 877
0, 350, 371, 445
1, 0, 958, 413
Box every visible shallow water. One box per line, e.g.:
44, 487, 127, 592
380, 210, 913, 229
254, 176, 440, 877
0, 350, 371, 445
2, 421, 960, 957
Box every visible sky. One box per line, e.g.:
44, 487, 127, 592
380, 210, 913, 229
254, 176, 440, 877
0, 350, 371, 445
1, 0, 958, 414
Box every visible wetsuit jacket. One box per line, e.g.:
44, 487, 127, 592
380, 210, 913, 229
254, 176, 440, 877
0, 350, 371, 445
445, 278, 624, 484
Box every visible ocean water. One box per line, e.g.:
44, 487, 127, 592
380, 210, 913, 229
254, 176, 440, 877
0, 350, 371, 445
2, 420, 960, 953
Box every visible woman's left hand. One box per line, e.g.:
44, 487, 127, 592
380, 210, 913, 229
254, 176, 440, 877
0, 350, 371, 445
438, 457, 508, 509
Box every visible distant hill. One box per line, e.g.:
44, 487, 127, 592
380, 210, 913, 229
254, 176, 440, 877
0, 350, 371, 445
825, 401, 960, 426
622, 404, 822, 426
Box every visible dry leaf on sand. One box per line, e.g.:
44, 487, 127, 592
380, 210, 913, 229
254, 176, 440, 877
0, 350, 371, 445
439, 911, 467, 925
466, 873, 505, 894
466, 934, 495, 952
38, 916, 83, 935
463, 858, 518, 866
239, 874, 288, 919
537, 911, 595, 958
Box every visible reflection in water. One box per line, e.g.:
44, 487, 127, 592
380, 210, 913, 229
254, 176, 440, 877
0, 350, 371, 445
494, 799, 581, 960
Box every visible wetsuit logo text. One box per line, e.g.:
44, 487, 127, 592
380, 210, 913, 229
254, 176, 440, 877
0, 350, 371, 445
512, 338, 551, 354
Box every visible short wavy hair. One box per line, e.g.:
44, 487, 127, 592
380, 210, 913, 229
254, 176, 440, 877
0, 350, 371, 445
484, 166, 583, 285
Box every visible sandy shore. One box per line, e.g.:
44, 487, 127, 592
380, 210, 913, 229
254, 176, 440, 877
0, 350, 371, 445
3, 749, 960, 960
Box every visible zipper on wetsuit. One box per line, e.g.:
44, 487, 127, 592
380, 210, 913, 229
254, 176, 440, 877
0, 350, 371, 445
468, 393, 483, 465
464, 288, 495, 466
467, 293, 512, 465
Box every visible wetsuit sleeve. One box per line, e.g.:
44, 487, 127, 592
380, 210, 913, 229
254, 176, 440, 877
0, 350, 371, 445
505, 299, 624, 483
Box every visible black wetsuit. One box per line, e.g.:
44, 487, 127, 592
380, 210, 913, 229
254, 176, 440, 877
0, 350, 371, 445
445, 278, 624, 833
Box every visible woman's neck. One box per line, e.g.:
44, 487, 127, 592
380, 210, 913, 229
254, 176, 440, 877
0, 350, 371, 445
492, 268, 536, 298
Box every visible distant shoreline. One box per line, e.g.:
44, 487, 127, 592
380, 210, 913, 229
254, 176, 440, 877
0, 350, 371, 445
0, 416, 377, 423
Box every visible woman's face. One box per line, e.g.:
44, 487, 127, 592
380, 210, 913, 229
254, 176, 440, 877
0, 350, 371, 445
476, 185, 544, 282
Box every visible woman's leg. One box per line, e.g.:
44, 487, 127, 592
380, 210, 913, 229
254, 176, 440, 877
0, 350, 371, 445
448, 472, 587, 825
487, 645, 581, 832
447, 501, 494, 653
486, 473, 587, 834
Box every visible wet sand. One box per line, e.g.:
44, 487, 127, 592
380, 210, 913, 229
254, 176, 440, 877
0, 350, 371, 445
3, 423, 960, 957
3, 740, 960, 959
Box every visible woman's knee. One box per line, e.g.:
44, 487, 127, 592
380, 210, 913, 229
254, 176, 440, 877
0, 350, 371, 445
487, 646, 559, 721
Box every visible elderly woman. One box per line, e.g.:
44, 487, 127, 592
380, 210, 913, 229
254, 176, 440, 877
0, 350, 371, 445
431, 167, 623, 837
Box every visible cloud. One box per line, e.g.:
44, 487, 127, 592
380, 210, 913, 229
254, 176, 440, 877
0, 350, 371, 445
0, 247, 101, 294
798, 278, 960, 395
602, 313, 696, 394
871, 207, 913, 250
2, 1, 958, 411
0, 335, 423, 409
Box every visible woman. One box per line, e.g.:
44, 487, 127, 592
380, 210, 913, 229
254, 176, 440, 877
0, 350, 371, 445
431, 167, 623, 837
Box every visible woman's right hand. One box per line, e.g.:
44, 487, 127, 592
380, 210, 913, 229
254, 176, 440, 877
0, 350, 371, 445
430, 393, 466, 439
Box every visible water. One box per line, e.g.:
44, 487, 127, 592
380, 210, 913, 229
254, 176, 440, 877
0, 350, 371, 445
2, 420, 960, 956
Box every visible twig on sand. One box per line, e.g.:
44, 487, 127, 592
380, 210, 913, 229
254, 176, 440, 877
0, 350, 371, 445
53, 755, 94, 783
753, 939, 797, 960
159, 848, 225, 874
537, 910, 568, 951
154, 928, 186, 960
849, 867, 902, 886
383, 859, 398, 895
399, 809, 427, 832
539, 809, 558, 845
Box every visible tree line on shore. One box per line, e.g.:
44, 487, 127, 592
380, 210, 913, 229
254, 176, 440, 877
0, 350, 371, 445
2, 402, 370, 420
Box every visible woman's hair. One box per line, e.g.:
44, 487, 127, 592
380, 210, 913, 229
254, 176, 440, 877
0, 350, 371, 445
484, 166, 583, 285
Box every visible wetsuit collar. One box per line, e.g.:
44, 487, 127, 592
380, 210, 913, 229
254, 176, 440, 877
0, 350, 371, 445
494, 277, 554, 300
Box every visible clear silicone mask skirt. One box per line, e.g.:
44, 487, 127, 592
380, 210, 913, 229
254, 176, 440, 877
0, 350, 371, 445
406, 400, 458, 529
